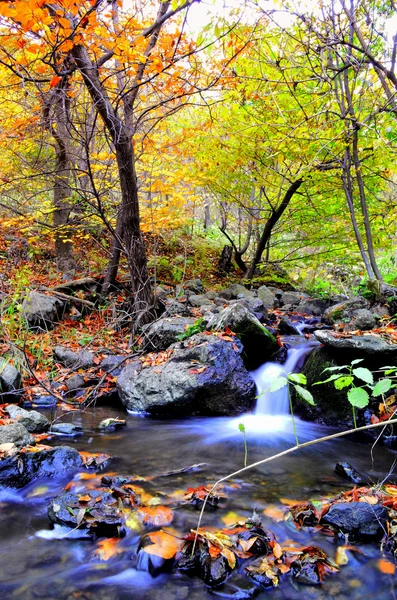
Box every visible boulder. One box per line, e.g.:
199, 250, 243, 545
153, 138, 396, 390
0, 360, 22, 402
281, 291, 309, 307
257, 285, 275, 308
207, 303, 278, 369
164, 300, 191, 317
143, 317, 197, 351
54, 346, 95, 369
66, 374, 86, 392
348, 309, 377, 331
184, 279, 205, 294
205, 290, 217, 301
117, 333, 256, 416
188, 294, 210, 308
218, 284, 247, 300
0, 446, 83, 488
235, 297, 267, 321
277, 317, 300, 336
0, 423, 34, 447
324, 296, 369, 324
22, 291, 65, 330
314, 330, 397, 356
320, 502, 388, 539
100, 355, 125, 375
5, 405, 49, 433
295, 298, 333, 316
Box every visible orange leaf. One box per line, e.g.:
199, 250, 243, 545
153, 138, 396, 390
378, 559, 395, 574
95, 538, 123, 561
208, 542, 222, 558
143, 530, 182, 560
50, 75, 62, 88
137, 506, 174, 527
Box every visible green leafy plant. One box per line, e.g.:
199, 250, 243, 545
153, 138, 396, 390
238, 422, 247, 467
269, 373, 314, 445
314, 359, 397, 428
176, 318, 205, 341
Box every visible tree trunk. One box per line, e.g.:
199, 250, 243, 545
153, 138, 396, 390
101, 213, 124, 298
245, 179, 303, 279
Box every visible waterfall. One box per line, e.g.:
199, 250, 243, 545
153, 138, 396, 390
251, 344, 315, 416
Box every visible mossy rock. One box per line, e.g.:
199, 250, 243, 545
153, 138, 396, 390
246, 264, 295, 291
296, 347, 354, 427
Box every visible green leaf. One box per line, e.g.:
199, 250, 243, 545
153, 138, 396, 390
347, 387, 370, 408
238, 423, 245, 433
383, 368, 397, 376
270, 377, 288, 392
351, 359, 364, 365
321, 366, 347, 373
314, 373, 344, 385
352, 367, 373, 385
295, 385, 315, 405
288, 373, 307, 385
372, 378, 393, 397
334, 376, 354, 390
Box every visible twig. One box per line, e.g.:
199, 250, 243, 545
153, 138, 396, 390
38, 286, 96, 309
191, 416, 397, 555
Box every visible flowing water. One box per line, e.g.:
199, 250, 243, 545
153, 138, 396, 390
0, 337, 396, 599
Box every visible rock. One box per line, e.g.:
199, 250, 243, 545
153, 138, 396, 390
164, 300, 191, 317
188, 294, 210, 307
214, 296, 228, 307
50, 423, 83, 436
100, 355, 125, 375
320, 502, 388, 539
313, 330, 397, 356
370, 303, 390, 318
281, 291, 309, 306
199, 547, 232, 587
66, 374, 85, 392
298, 347, 355, 426
198, 304, 215, 314
117, 333, 256, 416
205, 291, 217, 301
0, 423, 34, 447
296, 298, 333, 315
257, 285, 275, 308
54, 346, 95, 369
208, 303, 278, 369
0, 360, 22, 402
218, 284, 247, 300
22, 291, 65, 330
349, 309, 377, 331
5, 405, 49, 433
324, 296, 369, 324
154, 285, 168, 301
277, 317, 300, 335
184, 279, 205, 294
0, 446, 82, 488
236, 297, 267, 321
335, 462, 363, 485
30, 395, 57, 408
48, 489, 124, 537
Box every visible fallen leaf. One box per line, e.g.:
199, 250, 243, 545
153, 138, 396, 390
378, 558, 396, 574
143, 530, 182, 560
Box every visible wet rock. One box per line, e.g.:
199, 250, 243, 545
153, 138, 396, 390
335, 462, 363, 485
54, 346, 95, 369
313, 330, 397, 356
5, 405, 49, 433
66, 374, 85, 392
200, 545, 232, 587
0, 361, 23, 402
0, 446, 82, 488
277, 317, 300, 335
117, 333, 256, 416
324, 296, 369, 325
0, 423, 34, 446
218, 284, 248, 300
48, 489, 124, 537
208, 303, 278, 369
143, 317, 196, 351
348, 309, 377, 331
50, 422, 83, 436
99, 355, 125, 375
30, 395, 57, 408
22, 291, 65, 330
257, 285, 275, 309
295, 298, 333, 316
237, 297, 267, 321
321, 502, 388, 539
209, 576, 259, 599
185, 279, 205, 294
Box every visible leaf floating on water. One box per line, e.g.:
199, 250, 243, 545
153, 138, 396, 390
94, 538, 123, 561
76, 508, 86, 526
378, 558, 395, 574
137, 506, 174, 527
143, 530, 183, 560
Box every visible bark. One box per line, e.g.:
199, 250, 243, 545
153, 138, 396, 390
245, 179, 303, 279
101, 214, 124, 298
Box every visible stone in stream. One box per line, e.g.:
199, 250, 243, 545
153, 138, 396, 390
277, 317, 300, 336
335, 462, 363, 485
5, 405, 49, 433
142, 316, 197, 352
0, 423, 35, 447
0, 446, 83, 488
50, 422, 83, 436
117, 333, 255, 416
207, 302, 278, 369
320, 501, 388, 539
314, 330, 397, 356
48, 489, 125, 537
0, 360, 23, 403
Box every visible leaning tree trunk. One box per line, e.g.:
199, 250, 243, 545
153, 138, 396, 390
245, 179, 303, 279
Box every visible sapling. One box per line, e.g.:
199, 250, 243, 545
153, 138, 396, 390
238, 423, 248, 467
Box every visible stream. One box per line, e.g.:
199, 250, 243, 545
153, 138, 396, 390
0, 337, 396, 599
